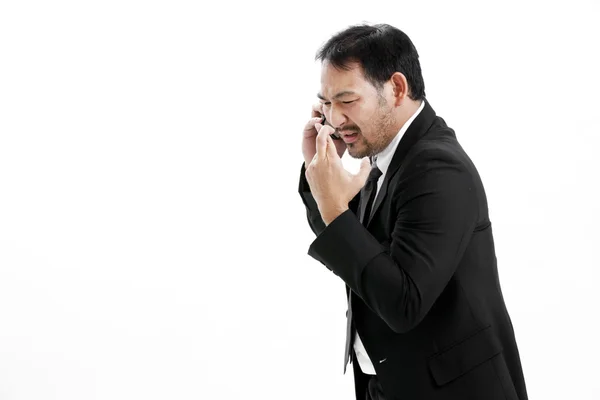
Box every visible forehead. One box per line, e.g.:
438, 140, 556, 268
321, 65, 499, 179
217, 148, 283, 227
319, 61, 369, 99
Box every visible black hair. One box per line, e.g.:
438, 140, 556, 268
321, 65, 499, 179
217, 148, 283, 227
315, 23, 426, 101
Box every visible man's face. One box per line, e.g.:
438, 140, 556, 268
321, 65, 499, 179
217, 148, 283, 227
318, 61, 397, 159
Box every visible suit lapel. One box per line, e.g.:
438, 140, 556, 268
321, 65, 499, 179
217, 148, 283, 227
365, 99, 438, 227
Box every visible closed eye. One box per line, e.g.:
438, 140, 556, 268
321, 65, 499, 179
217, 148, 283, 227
321, 100, 356, 106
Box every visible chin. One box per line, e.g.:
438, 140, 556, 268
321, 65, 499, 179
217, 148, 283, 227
347, 147, 368, 159
346, 137, 372, 159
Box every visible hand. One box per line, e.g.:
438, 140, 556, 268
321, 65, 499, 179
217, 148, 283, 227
305, 123, 371, 224
302, 103, 347, 167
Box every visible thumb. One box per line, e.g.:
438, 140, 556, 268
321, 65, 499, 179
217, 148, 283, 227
356, 157, 371, 185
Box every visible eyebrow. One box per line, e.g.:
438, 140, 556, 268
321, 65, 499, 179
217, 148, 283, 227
316, 91, 358, 101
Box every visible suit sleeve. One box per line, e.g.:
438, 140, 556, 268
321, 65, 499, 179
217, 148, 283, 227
306, 149, 478, 333
298, 162, 327, 237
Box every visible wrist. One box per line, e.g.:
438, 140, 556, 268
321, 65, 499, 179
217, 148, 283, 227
322, 205, 348, 226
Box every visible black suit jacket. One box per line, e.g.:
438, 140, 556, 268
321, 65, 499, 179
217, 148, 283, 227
298, 100, 528, 400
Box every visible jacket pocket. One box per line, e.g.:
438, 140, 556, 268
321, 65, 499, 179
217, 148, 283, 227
427, 325, 503, 386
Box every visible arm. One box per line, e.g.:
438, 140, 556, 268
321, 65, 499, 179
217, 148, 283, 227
306, 149, 478, 333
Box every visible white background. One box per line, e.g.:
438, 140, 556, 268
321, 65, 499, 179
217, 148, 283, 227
1, 1, 599, 399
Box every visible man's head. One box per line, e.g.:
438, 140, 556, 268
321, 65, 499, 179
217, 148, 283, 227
315, 24, 426, 159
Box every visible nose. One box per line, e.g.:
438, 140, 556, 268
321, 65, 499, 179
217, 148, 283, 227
326, 105, 347, 129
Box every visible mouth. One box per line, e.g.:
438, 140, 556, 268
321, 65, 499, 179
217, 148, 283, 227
340, 131, 359, 143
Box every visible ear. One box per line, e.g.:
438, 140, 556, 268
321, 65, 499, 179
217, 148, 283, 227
389, 72, 409, 107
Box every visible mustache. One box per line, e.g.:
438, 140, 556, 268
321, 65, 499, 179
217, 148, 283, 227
336, 127, 360, 136
324, 122, 360, 136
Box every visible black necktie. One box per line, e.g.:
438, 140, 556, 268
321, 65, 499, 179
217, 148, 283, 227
358, 163, 383, 226
344, 159, 383, 373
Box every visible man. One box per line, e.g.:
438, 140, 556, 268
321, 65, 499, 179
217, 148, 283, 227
298, 24, 528, 400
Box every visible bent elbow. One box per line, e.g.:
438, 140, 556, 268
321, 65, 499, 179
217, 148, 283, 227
386, 313, 425, 334
386, 293, 427, 334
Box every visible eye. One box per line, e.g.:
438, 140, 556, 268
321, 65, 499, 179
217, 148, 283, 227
343, 100, 355, 104
323, 102, 331, 106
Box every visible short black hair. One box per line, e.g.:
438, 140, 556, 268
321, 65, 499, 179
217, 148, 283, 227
315, 24, 426, 101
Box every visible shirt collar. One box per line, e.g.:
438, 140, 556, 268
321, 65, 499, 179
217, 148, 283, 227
373, 99, 425, 176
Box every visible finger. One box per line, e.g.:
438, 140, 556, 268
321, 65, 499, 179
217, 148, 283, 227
303, 117, 325, 135
326, 134, 338, 159
315, 122, 336, 134
315, 123, 328, 158
311, 103, 324, 118
316, 123, 336, 159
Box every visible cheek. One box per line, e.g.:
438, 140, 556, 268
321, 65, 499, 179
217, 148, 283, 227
359, 108, 380, 128
357, 118, 374, 135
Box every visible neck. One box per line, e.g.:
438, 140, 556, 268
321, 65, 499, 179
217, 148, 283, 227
392, 98, 421, 133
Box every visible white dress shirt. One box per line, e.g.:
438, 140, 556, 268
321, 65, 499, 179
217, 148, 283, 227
353, 99, 425, 375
